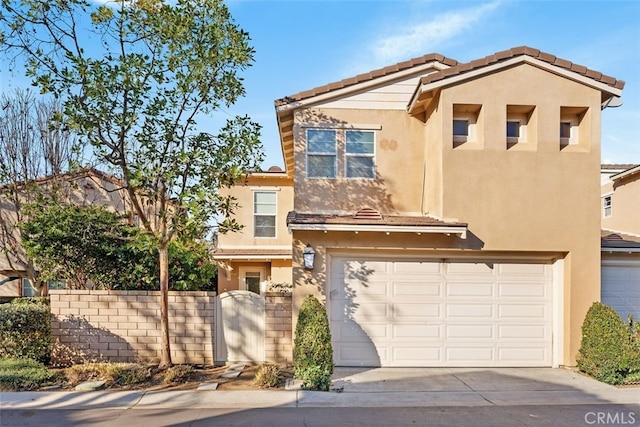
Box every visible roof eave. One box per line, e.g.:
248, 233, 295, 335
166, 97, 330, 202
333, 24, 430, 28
287, 223, 467, 238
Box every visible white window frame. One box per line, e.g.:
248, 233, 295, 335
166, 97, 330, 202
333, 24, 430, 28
506, 113, 528, 144
345, 130, 376, 179
306, 129, 337, 179
453, 113, 477, 144
238, 266, 266, 295
253, 191, 277, 238
560, 119, 579, 145
602, 194, 612, 218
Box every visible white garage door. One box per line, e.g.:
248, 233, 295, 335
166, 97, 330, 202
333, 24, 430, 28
602, 259, 640, 321
330, 257, 553, 367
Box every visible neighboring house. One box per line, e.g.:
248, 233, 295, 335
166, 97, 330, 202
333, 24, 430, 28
0, 168, 137, 298
269, 46, 624, 368
213, 166, 293, 294
600, 164, 640, 321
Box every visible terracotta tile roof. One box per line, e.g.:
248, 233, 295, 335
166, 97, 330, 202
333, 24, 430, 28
420, 46, 625, 90
601, 164, 638, 170
601, 230, 640, 249
286, 211, 466, 228
275, 53, 459, 107
212, 248, 292, 258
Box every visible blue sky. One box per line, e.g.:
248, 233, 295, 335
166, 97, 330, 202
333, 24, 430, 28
222, 0, 640, 168
2, 1, 638, 168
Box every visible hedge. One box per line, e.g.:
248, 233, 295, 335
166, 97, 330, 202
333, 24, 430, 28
0, 297, 51, 364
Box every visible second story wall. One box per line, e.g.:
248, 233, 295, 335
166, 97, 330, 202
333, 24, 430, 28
602, 168, 640, 235
217, 173, 293, 248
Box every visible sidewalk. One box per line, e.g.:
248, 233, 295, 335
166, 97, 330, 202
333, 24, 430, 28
1, 368, 639, 410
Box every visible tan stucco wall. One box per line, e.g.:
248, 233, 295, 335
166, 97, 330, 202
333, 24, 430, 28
602, 174, 640, 234
217, 175, 293, 248
291, 63, 605, 366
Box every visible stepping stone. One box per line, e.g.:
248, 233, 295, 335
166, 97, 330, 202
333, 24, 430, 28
75, 380, 106, 391
197, 382, 219, 391
221, 370, 242, 378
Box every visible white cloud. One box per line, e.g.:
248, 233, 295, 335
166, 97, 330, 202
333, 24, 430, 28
371, 1, 502, 64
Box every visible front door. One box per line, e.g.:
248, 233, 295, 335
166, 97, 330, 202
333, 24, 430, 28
239, 267, 266, 294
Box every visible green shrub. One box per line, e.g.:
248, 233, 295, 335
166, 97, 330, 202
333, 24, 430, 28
294, 295, 334, 391
0, 299, 51, 363
577, 302, 640, 385
0, 358, 61, 391
254, 363, 281, 388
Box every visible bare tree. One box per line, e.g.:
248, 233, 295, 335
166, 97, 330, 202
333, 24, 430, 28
0, 88, 83, 295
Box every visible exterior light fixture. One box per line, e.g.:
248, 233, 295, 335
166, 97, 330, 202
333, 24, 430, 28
303, 244, 315, 270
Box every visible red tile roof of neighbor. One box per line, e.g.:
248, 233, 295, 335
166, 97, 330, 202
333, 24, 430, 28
601, 230, 640, 248
275, 46, 624, 107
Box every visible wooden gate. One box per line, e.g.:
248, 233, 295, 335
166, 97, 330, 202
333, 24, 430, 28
214, 290, 265, 364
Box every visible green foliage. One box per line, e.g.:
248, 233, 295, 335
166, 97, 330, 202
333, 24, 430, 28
577, 302, 640, 385
0, 300, 51, 363
294, 295, 334, 391
20, 202, 216, 290
0, 358, 61, 391
254, 363, 281, 388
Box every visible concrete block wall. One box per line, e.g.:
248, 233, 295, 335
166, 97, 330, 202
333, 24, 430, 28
50, 290, 216, 366
264, 292, 293, 364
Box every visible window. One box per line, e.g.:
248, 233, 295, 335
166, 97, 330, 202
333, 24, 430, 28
21, 279, 37, 297
452, 104, 481, 147
560, 107, 587, 148
254, 191, 276, 238
506, 105, 534, 149
506, 121, 520, 139
345, 130, 375, 178
560, 121, 575, 145
307, 129, 337, 178
603, 195, 612, 218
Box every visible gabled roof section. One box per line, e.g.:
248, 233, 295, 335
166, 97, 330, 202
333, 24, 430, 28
275, 53, 458, 175
602, 230, 640, 251
408, 46, 625, 118
275, 53, 458, 108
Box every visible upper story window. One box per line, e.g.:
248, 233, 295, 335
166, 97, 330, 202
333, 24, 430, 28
452, 104, 481, 148
560, 107, 587, 149
506, 105, 534, 149
254, 191, 277, 238
345, 130, 375, 178
306, 129, 337, 178
602, 194, 612, 218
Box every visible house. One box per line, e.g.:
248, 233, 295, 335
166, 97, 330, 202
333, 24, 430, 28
600, 164, 640, 321
213, 166, 293, 294
0, 168, 137, 298
271, 45, 626, 369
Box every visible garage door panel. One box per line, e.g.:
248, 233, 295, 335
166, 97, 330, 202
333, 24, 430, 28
446, 282, 493, 297
393, 302, 440, 318
331, 258, 553, 367
602, 261, 640, 321
446, 324, 494, 339
446, 304, 493, 318
393, 324, 441, 339
498, 283, 547, 297
393, 282, 441, 296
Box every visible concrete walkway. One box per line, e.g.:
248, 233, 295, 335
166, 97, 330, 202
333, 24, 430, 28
1, 368, 638, 410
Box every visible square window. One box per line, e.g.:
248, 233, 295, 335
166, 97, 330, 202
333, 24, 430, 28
307, 129, 337, 178
560, 121, 572, 139
453, 119, 469, 137
506, 121, 520, 138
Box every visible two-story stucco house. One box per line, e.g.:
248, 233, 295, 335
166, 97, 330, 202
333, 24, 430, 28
600, 164, 640, 321
221, 46, 626, 368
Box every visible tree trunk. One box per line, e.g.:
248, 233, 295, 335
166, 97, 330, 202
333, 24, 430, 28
158, 244, 173, 369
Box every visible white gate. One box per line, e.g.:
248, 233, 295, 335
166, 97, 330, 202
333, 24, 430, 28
215, 290, 265, 364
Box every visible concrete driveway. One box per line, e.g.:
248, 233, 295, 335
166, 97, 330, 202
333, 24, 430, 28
298, 367, 640, 407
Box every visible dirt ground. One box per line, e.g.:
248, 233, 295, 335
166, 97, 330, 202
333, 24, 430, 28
93, 364, 294, 392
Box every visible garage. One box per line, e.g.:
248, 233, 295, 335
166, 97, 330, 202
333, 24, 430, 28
601, 259, 640, 321
329, 257, 553, 367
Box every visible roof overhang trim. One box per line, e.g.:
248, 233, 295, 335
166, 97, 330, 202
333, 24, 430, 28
288, 223, 467, 238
